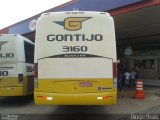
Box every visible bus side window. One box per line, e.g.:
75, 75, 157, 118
24, 41, 34, 63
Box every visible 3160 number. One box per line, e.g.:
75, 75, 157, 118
63, 46, 87, 52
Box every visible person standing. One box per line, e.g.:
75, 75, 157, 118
124, 70, 131, 88
118, 72, 123, 91
130, 70, 137, 87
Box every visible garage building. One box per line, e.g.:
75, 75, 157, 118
0, 0, 160, 86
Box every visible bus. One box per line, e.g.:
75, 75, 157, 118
34, 11, 117, 105
0, 34, 34, 96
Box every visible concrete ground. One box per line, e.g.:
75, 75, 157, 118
0, 86, 159, 120
107, 86, 160, 114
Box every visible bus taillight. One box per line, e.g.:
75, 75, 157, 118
18, 74, 23, 84
113, 62, 117, 88
34, 63, 38, 88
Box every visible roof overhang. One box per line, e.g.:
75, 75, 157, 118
0, 0, 148, 35
1, 0, 159, 50
113, 3, 160, 50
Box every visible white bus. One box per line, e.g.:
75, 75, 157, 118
0, 34, 34, 96
34, 11, 117, 105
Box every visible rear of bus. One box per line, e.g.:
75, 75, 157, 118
34, 11, 117, 105
0, 34, 34, 96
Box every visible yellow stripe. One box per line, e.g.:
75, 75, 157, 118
34, 91, 117, 105
37, 78, 114, 93
35, 78, 117, 105
0, 77, 34, 96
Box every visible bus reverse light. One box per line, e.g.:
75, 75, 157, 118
97, 96, 113, 100
37, 96, 53, 101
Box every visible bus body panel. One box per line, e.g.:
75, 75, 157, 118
0, 63, 17, 87
38, 58, 113, 79
34, 11, 117, 105
37, 79, 113, 93
0, 77, 30, 96
34, 91, 117, 105
0, 34, 34, 96
35, 12, 116, 61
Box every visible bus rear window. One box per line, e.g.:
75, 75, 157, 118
24, 41, 34, 63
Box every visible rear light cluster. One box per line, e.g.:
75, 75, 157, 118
18, 74, 23, 84
37, 96, 53, 101
34, 63, 38, 88
113, 62, 117, 89
97, 96, 113, 100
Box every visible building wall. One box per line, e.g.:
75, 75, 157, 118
127, 49, 160, 80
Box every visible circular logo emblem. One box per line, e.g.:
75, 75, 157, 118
124, 46, 133, 56
98, 87, 102, 90
29, 19, 37, 31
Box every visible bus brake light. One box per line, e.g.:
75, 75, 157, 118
18, 74, 23, 84
113, 63, 117, 88
34, 63, 38, 88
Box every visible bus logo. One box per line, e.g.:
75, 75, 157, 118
0, 41, 8, 51
54, 17, 91, 31
79, 81, 93, 87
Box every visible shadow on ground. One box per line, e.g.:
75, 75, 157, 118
30, 106, 126, 120
0, 95, 34, 107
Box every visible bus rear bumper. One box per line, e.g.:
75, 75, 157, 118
0, 87, 25, 96
34, 91, 117, 105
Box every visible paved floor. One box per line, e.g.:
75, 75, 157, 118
0, 86, 159, 120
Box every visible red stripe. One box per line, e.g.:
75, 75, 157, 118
0, 28, 8, 34
136, 85, 143, 88
137, 80, 143, 82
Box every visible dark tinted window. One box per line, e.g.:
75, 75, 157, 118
24, 41, 34, 63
